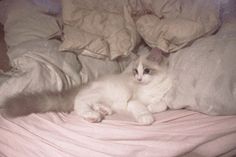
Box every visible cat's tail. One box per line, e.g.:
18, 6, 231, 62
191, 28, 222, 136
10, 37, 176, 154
1, 87, 79, 118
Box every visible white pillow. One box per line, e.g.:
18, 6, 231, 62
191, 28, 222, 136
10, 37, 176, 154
166, 20, 236, 115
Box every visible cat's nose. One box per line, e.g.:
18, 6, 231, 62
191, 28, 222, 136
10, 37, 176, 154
137, 78, 142, 81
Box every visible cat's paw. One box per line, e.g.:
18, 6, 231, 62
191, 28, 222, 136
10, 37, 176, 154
92, 104, 113, 116
148, 103, 167, 113
137, 114, 154, 125
82, 111, 102, 123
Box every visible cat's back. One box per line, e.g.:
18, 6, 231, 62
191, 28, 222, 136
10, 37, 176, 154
95, 73, 134, 88
92, 73, 134, 104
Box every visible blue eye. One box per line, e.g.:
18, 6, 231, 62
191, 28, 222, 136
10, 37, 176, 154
143, 68, 150, 74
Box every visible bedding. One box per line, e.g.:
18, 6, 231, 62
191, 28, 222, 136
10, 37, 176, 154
60, 0, 140, 60
0, 0, 124, 105
0, 23, 10, 72
59, 0, 220, 58
4, 0, 60, 47
0, 0, 8, 24
166, 6, 236, 115
32, 0, 62, 14
0, 38, 123, 105
0, 39, 81, 105
0, 110, 236, 157
136, 0, 220, 52
0, 0, 236, 156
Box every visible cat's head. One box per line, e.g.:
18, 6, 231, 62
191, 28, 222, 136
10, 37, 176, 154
132, 48, 168, 84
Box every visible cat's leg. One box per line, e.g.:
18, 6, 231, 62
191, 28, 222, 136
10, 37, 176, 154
74, 101, 102, 123
127, 100, 154, 125
147, 100, 168, 113
92, 103, 113, 116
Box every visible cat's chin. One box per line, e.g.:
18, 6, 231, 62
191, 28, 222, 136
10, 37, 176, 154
134, 80, 151, 85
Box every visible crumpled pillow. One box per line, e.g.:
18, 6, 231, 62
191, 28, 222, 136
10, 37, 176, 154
59, 0, 140, 60
137, 16, 204, 52
136, 0, 220, 53
166, 19, 236, 115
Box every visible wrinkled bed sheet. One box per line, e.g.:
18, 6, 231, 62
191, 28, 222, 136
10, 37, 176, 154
0, 110, 236, 157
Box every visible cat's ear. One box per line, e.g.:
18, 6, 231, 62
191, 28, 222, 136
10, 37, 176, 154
146, 48, 163, 64
146, 48, 169, 66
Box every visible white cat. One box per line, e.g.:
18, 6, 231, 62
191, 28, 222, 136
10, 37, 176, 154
2, 51, 172, 125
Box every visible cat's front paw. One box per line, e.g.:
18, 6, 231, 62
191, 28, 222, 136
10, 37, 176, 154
137, 114, 154, 125
92, 104, 113, 116
148, 103, 167, 113
82, 111, 102, 123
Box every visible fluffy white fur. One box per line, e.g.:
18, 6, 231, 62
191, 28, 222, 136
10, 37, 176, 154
2, 53, 172, 125
74, 55, 172, 125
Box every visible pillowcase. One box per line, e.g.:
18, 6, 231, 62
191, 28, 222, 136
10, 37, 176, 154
59, 0, 140, 60
136, 0, 220, 53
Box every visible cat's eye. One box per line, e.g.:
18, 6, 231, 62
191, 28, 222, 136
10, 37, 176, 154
133, 68, 138, 74
143, 68, 150, 74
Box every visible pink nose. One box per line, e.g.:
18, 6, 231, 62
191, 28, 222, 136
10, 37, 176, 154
137, 78, 142, 81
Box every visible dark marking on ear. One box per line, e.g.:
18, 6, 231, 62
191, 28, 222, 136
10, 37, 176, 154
146, 48, 165, 64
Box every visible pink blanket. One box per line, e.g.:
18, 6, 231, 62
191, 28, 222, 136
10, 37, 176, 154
0, 110, 236, 157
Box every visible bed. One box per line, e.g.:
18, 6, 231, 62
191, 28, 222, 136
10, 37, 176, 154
0, 0, 236, 156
